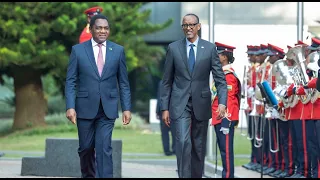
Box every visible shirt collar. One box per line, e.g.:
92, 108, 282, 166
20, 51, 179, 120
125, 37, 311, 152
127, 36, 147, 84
91, 38, 107, 47
222, 64, 233, 71
186, 35, 199, 48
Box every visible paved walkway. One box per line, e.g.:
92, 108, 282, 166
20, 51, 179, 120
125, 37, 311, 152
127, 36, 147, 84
0, 159, 180, 178
0, 158, 275, 178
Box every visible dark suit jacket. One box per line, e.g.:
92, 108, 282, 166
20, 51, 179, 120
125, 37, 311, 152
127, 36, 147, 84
156, 80, 162, 117
160, 38, 227, 121
65, 40, 131, 119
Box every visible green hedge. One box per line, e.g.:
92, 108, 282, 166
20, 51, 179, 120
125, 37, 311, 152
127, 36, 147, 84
0, 112, 147, 136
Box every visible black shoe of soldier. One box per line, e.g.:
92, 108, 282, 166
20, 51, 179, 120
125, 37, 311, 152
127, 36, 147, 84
0, 152, 4, 157
263, 167, 276, 175
242, 162, 254, 169
258, 166, 269, 173
253, 164, 262, 171
269, 169, 283, 177
250, 163, 260, 171
275, 171, 290, 178
247, 163, 258, 171
285, 173, 301, 178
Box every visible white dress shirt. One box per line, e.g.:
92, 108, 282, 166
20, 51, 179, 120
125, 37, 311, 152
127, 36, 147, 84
186, 36, 199, 61
91, 38, 107, 64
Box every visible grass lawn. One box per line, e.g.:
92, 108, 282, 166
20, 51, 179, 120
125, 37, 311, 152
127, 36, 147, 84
0, 123, 252, 166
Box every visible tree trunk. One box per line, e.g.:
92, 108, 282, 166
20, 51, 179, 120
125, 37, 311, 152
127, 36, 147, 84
12, 66, 47, 130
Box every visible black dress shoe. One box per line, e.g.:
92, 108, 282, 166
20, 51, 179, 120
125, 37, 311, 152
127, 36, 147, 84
263, 167, 276, 175
256, 166, 269, 173
252, 164, 261, 171
164, 152, 173, 156
285, 173, 300, 178
276, 171, 290, 178
248, 163, 259, 171
0, 152, 4, 157
242, 162, 254, 169
269, 169, 283, 177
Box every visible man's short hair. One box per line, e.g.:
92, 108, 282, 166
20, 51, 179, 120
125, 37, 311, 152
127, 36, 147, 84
89, 14, 109, 29
184, 13, 200, 24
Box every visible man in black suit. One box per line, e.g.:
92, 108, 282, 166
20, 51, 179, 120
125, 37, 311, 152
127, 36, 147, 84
160, 13, 228, 178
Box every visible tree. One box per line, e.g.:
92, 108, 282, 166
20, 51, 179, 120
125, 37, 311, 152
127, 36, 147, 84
0, 2, 172, 130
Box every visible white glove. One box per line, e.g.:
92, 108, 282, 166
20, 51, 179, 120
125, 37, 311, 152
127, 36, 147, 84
247, 87, 254, 98
220, 127, 230, 135
271, 108, 279, 118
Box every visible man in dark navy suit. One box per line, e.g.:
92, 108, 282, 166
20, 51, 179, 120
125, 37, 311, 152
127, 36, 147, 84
65, 14, 131, 178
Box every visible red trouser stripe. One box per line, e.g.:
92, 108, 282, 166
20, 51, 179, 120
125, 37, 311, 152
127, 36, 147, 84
288, 130, 293, 174
226, 134, 230, 178
302, 120, 308, 177
273, 127, 279, 169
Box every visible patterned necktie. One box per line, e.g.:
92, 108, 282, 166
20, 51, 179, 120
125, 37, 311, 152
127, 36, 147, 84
189, 44, 195, 73
97, 44, 105, 76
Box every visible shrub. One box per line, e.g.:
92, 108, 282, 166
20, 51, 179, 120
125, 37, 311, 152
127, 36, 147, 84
0, 112, 148, 136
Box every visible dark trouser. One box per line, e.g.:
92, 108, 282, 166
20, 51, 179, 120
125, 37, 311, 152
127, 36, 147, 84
159, 115, 176, 154
253, 116, 263, 164
77, 102, 115, 178
214, 121, 238, 178
175, 97, 208, 178
247, 115, 257, 163
314, 120, 320, 178
305, 120, 318, 178
292, 120, 310, 177
268, 119, 282, 170
255, 115, 269, 166
262, 116, 269, 166
288, 121, 298, 174
278, 120, 294, 174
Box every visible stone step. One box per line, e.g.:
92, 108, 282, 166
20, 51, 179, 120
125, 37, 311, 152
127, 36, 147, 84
21, 138, 122, 178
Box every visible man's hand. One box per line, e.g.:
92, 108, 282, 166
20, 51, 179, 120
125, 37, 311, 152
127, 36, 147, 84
216, 104, 227, 120
66, 108, 77, 124
122, 111, 132, 125
162, 110, 170, 127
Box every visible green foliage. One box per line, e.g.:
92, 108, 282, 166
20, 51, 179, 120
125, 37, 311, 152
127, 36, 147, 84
0, 112, 147, 136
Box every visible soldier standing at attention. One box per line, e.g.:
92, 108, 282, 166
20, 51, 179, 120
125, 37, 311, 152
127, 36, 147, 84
211, 42, 241, 178
79, 6, 103, 44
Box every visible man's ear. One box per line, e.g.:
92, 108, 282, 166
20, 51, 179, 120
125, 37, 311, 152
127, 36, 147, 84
197, 23, 201, 31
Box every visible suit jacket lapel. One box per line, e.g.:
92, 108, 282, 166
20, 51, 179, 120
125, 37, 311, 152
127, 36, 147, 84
178, 39, 191, 76
84, 40, 100, 77
101, 40, 114, 78
192, 39, 206, 77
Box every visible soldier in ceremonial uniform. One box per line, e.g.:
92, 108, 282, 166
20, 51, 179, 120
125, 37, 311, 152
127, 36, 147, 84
255, 44, 273, 174
242, 45, 260, 171
271, 45, 295, 178
263, 44, 288, 177
295, 37, 320, 178
281, 40, 308, 178
79, 6, 104, 43
211, 42, 241, 178
248, 45, 267, 172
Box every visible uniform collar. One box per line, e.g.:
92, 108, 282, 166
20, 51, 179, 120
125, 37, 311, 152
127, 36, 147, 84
222, 64, 233, 71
